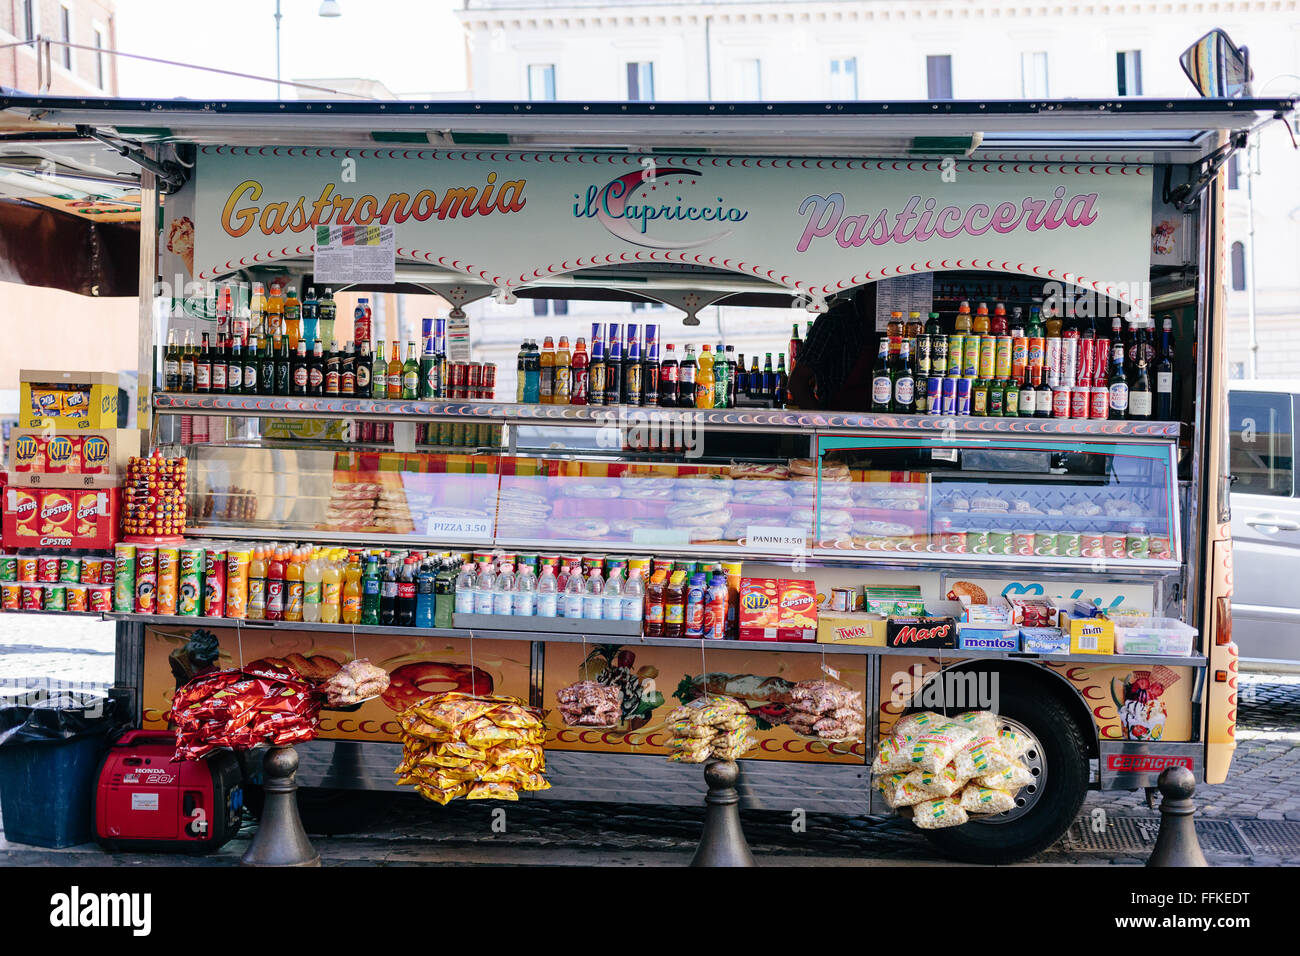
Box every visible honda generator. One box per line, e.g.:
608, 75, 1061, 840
94, 730, 243, 853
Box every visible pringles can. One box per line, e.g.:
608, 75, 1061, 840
156, 546, 179, 615
178, 546, 204, 617
113, 543, 136, 613
134, 545, 157, 614
203, 546, 227, 618
226, 546, 251, 618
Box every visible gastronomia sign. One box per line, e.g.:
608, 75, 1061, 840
176, 146, 1153, 315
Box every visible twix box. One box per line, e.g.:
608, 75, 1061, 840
739, 577, 818, 642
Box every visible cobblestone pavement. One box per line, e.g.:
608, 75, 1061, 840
1, 617, 1298, 865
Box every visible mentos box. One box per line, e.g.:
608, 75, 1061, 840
3, 486, 121, 549
18, 370, 120, 429
957, 627, 1020, 651
738, 577, 817, 642
886, 616, 958, 649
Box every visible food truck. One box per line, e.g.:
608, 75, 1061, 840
1, 62, 1293, 861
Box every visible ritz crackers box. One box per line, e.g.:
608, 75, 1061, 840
738, 577, 818, 642
18, 370, 121, 430
7, 428, 137, 482
2, 485, 122, 550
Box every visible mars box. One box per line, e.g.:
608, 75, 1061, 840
886, 615, 958, 649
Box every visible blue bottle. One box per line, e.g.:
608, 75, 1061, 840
415, 562, 436, 628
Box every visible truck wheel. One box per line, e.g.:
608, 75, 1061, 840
922, 679, 1089, 864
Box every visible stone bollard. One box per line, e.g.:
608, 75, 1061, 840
690, 759, 756, 867
1147, 765, 1209, 867
241, 745, 321, 867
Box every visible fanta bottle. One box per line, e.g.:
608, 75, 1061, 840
342, 553, 363, 624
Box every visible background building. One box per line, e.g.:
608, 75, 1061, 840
1, 0, 118, 95
458, 0, 1300, 381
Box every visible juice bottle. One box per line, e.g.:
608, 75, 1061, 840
641, 569, 665, 635
352, 296, 372, 349
266, 285, 285, 342
695, 344, 716, 409
302, 548, 322, 623
684, 573, 708, 638
663, 570, 687, 638
990, 302, 1009, 336
320, 549, 342, 624
249, 282, 266, 340
283, 287, 302, 350
539, 336, 556, 404
570, 337, 589, 405
342, 554, 363, 624
265, 546, 286, 621
972, 302, 991, 335
554, 335, 572, 403
953, 300, 973, 334
247, 545, 267, 620
285, 546, 305, 622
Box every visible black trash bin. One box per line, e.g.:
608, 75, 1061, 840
0, 693, 122, 848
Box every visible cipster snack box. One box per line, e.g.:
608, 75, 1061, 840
739, 577, 818, 642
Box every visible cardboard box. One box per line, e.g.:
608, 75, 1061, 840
2, 485, 121, 550
7, 428, 137, 478
1020, 627, 1070, 655
738, 577, 818, 642
958, 627, 1020, 651
18, 370, 121, 430
1064, 615, 1116, 655
816, 612, 887, 646
886, 616, 958, 649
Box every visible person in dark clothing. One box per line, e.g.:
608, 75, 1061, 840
788, 285, 884, 411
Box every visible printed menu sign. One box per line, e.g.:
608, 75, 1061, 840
313, 224, 396, 284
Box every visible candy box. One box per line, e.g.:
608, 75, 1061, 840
886, 616, 957, 649
1063, 614, 1115, 655
1020, 627, 1070, 655
957, 627, 1020, 651
816, 612, 887, 646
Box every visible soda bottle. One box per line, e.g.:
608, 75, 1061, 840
342, 554, 362, 624
247, 546, 267, 620
972, 302, 991, 335
320, 550, 342, 624
352, 297, 371, 349
555, 335, 573, 403
285, 547, 305, 622
318, 288, 337, 346
684, 573, 707, 638
283, 286, 302, 350
361, 554, 382, 624
571, 337, 590, 405
953, 300, 973, 334
706, 573, 728, 639
415, 561, 436, 628
381, 556, 401, 624
302, 286, 319, 345
523, 339, 541, 404
990, 303, 1009, 336
678, 346, 696, 408
659, 344, 679, 407
539, 336, 556, 404
535, 564, 558, 617
266, 285, 284, 341
695, 344, 716, 409
264, 546, 286, 621
302, 548, 323, 623
397, 556, 418, 626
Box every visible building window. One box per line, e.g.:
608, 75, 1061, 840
1229, 390, 1294, 496
60, 5, 73, 70
93, 26, 106, 90
532, 299, 548, 317
926, 55, 953, 100
1227, 153, 1240, 190
527, 64, 556, 101
733, 58, 762, 99
830, 57, 857, 99
1230, 242, 1246, 291
19, 0, 37, 41
1021, 52, 1049, 98
1116, 50, 1143, 96
627, 62, 654, 102
1229, 361, 1246, 380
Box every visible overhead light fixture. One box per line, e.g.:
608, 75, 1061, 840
318, 1, 342, 18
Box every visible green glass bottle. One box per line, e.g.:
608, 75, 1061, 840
402, 342, 419, 400
360, 555, 381, 625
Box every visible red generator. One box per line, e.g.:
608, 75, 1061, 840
94, 730, 243, 853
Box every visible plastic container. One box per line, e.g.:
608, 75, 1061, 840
1113, 616, 1197, 657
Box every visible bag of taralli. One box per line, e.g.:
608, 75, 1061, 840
952, 710, 1000, 738
906, 722, 976, 773
951, 734, 1014, 779
893, 711, 948, 741
958, 784, 1018, 815
904, 764, 967, 798
975, 761, 1035, 792
912, 797, 969, 830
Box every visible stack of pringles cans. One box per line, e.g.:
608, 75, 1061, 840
874, 301, 1165, 420
112, 541, 205, 617
0, 551, 114, 615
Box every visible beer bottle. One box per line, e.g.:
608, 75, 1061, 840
357, 341, 373, 398
1108, 339, 1129, 418
1156, 315, 1176, 420
387, 340, 402, 399
196, 332, 213, 393
325, 341, 341, 396
226, 336, 243, 393
725, 345, 738, 407
259, 334, 276, 395
244, 334, 261, 395
762, 352, 775, 401
275, 335, 291, 396
212, 335, 228, 394
748, 355, 760, 400
1128, 355, 1153, 420
164, 330, 181, 392
180, 330, 196, 392
870, 339, 892, 412
308, 338, 325, 396
341, 342, 356, 396
775, 354, 788, 409
402, 342, 419, 399
292, 339, 309, 396
891, 340, 916, 413
734, 352, 748, 402
372, 341, 387, 399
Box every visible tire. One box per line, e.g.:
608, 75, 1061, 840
922, 676, 1090, 864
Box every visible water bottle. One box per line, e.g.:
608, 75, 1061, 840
415, 562, 435, 628
603, 567, 624, 620
492, 563, 515, 616
584, 569, 605, 620
536, 564, 558, 618
473, 563, 496, 616
622, 569, 645, 622
563, 569, 585, 619
512, 563, 537, 616
454, 562, 477, 614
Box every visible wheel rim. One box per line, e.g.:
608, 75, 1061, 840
972, 716, 1046, 825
